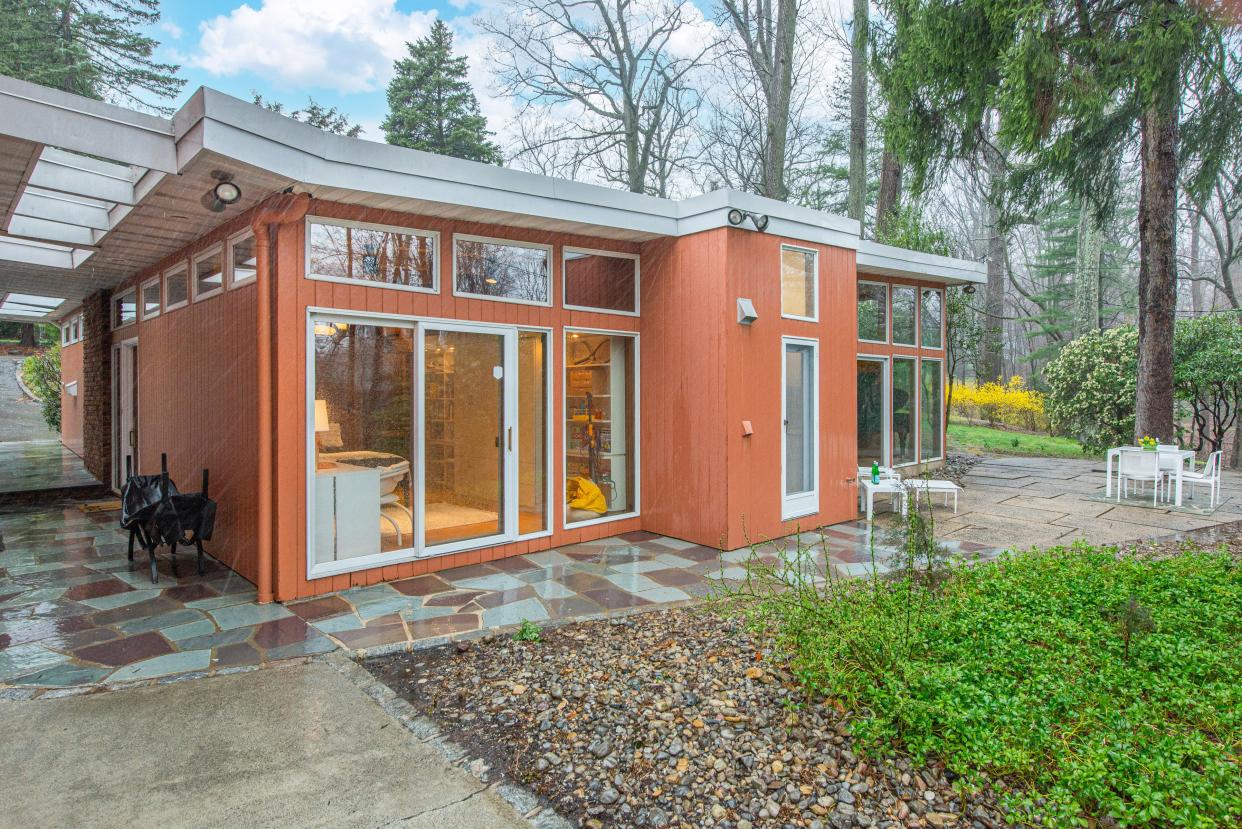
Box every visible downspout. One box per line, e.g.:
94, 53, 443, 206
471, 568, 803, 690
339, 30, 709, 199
250, 192, 311, 603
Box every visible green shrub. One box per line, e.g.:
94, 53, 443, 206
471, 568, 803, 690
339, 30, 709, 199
1044, 326, 1138, 453
723, 539, 1242, 827
21, 344, 61, 432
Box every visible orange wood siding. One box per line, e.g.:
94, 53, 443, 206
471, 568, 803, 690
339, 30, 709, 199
271, 200, 644, 600
637, 231, 731, 547
59, 339, 84, 456
723, 229, 859, 550
107, 212, 261, 584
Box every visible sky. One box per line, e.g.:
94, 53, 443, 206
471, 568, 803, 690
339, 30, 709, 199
149, 0, 850, 150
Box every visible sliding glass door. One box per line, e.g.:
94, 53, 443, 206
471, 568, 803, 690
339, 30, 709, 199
309, 314, 549, 576
857, 357, 887, 468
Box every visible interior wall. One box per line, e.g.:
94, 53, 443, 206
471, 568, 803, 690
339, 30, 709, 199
724, 229, 860, 550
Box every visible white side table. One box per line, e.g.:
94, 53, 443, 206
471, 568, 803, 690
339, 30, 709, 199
859, 478, 906, 520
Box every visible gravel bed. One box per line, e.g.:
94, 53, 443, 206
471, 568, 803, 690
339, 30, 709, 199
366, 607, 1012, 829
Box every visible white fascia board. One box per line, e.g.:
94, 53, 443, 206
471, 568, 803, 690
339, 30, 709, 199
857, 239, 986, 285
27, 161, 136, 205
0, 236, 76, 268
676, 190, 861, 249
14, 190, 112, 230
0, 76, 176, 172
8, 214, 98, 247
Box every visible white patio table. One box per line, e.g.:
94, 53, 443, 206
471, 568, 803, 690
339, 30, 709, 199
1105, 446, 1195, 506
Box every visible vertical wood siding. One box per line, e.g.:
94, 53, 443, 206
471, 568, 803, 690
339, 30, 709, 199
59, 340, 84, 456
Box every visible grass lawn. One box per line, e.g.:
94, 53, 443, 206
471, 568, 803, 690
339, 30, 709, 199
731, 543, 1242, 826
948, 421, 1089, 459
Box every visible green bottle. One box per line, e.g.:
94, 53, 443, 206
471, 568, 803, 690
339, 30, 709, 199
870, 461, 880, 484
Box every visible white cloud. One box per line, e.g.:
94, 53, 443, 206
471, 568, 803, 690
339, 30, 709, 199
160, 20, 183, 40
190, 0, 437, 94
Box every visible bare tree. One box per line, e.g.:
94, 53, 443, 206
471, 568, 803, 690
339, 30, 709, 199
483, 0, 714, 197
847, 0, 867, 223
716, 0, 798, 200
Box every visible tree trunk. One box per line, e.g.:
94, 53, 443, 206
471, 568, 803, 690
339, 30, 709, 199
18, 323, 37, 348
846, 0, 868, 225
762, 0, 797, 201
875, 147, 902, 238
978, 151, 1005, 382
1134, 98, 1179, 443
1073, 201, 1104, 336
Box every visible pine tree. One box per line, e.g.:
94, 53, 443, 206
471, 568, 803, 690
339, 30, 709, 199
252, 93, 363, 137
0, 0, 184, 113
381, 19, 501, 164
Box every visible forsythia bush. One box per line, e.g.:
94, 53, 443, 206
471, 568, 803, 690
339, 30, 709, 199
952, 376, 1049, 432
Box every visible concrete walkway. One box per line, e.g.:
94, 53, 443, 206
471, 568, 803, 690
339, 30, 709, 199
0, 658, 532, 828
0, 354, 55, 442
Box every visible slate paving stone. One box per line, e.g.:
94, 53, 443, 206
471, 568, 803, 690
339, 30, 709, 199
352, 595, 423, 621
0, 642, 66, 680
0, 614, 95, 647
115, 608, 206, 636
11, 662, 110, 687
451, 573, 526, 592
424, 590, 487, 608
473, 586, 536, 610
389, 574, 452, 597
310, 614, 365, 634
212, 642, 263, 669
162, 619, 217, 642
161, 584, 219, 603
486, 556, 541, 574
208, 602, 293, 630
63, 579, 132, 601
644, 567, 708, 588
176, 626, 256, 651
332, 622, 411, 649
90, 596, 181, 627
106, 649, 210, 683
251, 617, 315, 650
481, 597, 549, 628
542, 595, 606, 618
531, 580, 576, 600
266, 636, 336, 660
404, 613, 481, 639
581, 588, 652, 611
287, 595, 353, 622
74, 631, 173, 667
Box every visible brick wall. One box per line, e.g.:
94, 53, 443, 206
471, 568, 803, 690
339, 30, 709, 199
81, 290, 112, 486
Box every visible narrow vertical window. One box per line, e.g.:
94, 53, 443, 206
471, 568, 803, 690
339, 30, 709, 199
920, 359, 943, 461
780, 246, 817, 320
892, 357, 917, 465
892, 286, 917, 345
565, 330, 637, 525
782, 338, 818, 519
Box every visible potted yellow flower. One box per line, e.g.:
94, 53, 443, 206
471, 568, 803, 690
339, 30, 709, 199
1137, 435, 1158, 451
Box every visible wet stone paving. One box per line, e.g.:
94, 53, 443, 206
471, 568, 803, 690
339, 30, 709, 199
0, 495, 1001, 695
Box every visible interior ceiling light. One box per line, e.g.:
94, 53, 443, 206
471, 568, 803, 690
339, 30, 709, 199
202, 170, 242, 212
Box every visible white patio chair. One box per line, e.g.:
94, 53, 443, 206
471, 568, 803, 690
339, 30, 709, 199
1117, 449, 1163, 506
1181, 451, 1223, 508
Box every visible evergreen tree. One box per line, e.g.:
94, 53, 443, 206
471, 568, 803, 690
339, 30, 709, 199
0, 0, 184, 113
252, 93, 363, 137
381, 19, 501, 164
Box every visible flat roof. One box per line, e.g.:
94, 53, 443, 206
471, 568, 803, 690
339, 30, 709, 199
0, 75, 983, 321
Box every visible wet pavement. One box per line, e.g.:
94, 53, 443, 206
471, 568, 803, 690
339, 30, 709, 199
0, 439, 99, 494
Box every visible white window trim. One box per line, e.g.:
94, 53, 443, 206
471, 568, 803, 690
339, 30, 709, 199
919, 357, 946, 463
891, 284, 918, 346
857, 279, 890, 344
73, 316, 81, 343
192, 243, 226, 302
781, 335, 820, 520
303, 308, 557, 581
891, 355, 920, 468
856, 354, 890, 468
163, 262, 190, 312
111, 287, 137, 330
452, 233, 554, 308
305, 216, 439, 295
227, 229, 257, 288
561, 325, 641, 530
139, 277, 161, 320
60, 323, 70, 346
779, 244, 819, 322
921, 287, 945, 350
561, 246, 641, 317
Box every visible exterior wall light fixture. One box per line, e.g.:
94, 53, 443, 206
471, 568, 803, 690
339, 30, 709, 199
726, 208, 770, 232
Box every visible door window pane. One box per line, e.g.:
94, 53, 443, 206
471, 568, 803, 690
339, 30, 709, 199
565, 331, 637, 524
784, 342, 816, 497
424, 329, 505, 546
921, 288, 943, 348
857, 282, 888, 341
165, 265, 188, 308
857, 360, 884, 467
308, 220, 436, 290
194, 248, 224, 298
518, 331, 548, 534
312, 321, 415, 565
781, 246, 817, 319
455, 237, 550, 304
892, 286, 916, 345
564, 250, 637, 313
921, 360, 943, 460
892, 358, 917, 465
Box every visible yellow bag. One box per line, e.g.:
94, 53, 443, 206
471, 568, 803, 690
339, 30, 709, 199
566, 476, 607, 514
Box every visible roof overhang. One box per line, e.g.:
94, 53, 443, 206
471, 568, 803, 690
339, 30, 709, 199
0, 74, 984, 321
857, 240, 987, 286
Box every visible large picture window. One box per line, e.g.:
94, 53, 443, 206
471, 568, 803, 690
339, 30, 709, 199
921, 288, 943, 348
565, 330, 637, 525
312, 320, 415, 567
780, 245, 817, 320
563, 248, 638, 314
920, 359, 943, 461
892, 357, 917, 466
308, 218, 437, 292
857, 282, 888, 342
892, 286, 916, 345
455, 235, 551, 305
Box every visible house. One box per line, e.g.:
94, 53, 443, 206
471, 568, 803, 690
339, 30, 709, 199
0, 75, 984, 603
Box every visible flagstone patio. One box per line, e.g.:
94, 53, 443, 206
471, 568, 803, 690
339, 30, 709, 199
3, 453, 1239, 695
